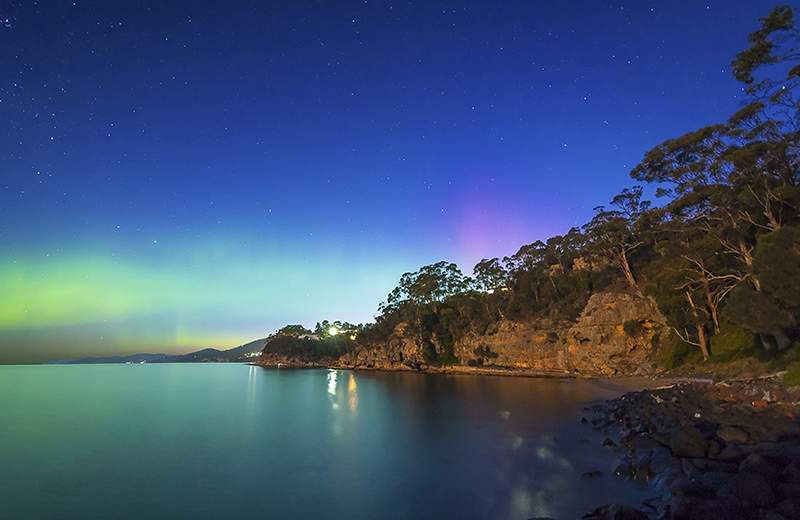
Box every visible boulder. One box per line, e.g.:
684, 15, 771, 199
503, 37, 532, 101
670, 426, 708, 458
733, 472, 776, 507
581, 503, 649, 520
717, 425, 749, 444
739, 453, 782, 481
776, 498, 800, 519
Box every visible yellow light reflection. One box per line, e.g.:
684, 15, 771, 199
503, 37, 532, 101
347, 372, 358, 412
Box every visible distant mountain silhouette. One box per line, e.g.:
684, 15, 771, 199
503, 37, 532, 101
49, 338, 266, 365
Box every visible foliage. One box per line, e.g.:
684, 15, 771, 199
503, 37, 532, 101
709, 323, 757, 361
264, 334, 355, 360
623, 320, 645, 337
784, 362, 800, 386
474, 346, 499, 359
277, 324, 312, 337
654, 333, 692, 369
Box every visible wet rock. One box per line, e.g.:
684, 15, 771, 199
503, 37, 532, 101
634, 452, 652, 481
712, 443, 746, 461
782, 461, 800, 484
777, 482, 800, 500
761, 510, 789, 520
739, 453, 782, 481
693, 471, 736, 498
603, 437, 617, 448
670, 426, 708, 458
581, 470, 603, 479
669, 497, 755, 519
630, 432, 657, 451
580, 379, 800, 519
776, 498, 800, 518
733, 472, 776, 507
706, 439, 724, 459
649, 446, 673, 474
717, 425, 749, 444
582, 503, 649, 519
670, 477, 717, 499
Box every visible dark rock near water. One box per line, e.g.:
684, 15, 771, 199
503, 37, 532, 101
582, 503, 649, 520
776, 497, 800, 518
733, 472, 776, 507
582, 379, 800, 519
669, 426, 708, 458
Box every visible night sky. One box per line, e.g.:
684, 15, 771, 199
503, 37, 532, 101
0, 1, 779, 363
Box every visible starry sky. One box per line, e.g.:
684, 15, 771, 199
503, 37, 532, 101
0, 0, 780, 363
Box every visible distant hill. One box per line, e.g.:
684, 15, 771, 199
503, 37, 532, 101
49, 338, 266, 365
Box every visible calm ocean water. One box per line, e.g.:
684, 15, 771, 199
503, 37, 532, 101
0, 364, 649, 519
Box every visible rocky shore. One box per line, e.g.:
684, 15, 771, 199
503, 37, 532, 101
581, 378, 800, 520
256, 354, 576, 378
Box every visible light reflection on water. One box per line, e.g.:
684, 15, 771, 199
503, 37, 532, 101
0, 364, 648, 520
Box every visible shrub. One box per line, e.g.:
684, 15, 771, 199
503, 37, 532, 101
473, 346, 499, 359
437, 351, 459, 366
655, 333, 691, 369
785, 362, 800, 386
623, 319, 645, 337
709, 323, 757, 361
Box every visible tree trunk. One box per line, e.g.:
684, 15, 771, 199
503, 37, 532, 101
685, 290, 710, 361
618, 250, 641, 295
739, 241, 762, 291
703, 278, 721, 334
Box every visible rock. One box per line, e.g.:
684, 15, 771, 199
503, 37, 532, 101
761, 510, 789, 520
717, 425, 749, 444
733, 472, 776, 507
713, 443, 747, 462
649, 446, 673, 474
582, 503, 649, 519
694, 471, 737, 498
707, 439, 724, 459
634, 452, 652, 481
668, 497, 755, 519
670, 426, 708, 458
739, 453, 782, 481
603, 437, 617, 448
670, 477, 717, 499
777, 482, 800, 500
581, 470, 603, 479
776, 498, 800, 518
782, 461, 800, 484
630, 432, 657, 451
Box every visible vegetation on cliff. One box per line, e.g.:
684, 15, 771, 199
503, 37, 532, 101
264, 6, 800, 375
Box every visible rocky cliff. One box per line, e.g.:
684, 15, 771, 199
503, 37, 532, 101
260, 291, 668, 376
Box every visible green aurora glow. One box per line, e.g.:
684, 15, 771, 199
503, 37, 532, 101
0, 240, 414, 363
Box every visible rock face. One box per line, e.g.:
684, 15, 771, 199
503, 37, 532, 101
566, 292, 667, 376
266, 291, 668, 376
339, 322, 428, 370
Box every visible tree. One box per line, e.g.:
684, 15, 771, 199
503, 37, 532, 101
725, 224, 800, 350
383, 261, 469, 309
472, 258, 508, 293
583, 186, 651, 294
277, 324, 312, 337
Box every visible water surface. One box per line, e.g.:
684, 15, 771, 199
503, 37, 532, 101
0, 364, 648, 519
